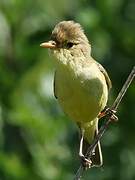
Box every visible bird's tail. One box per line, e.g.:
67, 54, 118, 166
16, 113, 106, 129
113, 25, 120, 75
83, 118, 103, 167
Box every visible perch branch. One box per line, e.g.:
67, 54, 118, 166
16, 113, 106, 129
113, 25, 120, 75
74, 66, 135, 180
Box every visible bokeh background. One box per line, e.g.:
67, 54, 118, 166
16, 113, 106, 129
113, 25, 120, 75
0, 0, 135, 179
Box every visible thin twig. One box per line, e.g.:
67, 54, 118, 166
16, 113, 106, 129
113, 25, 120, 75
74, 66, 135, 180
111, 66, 135, 110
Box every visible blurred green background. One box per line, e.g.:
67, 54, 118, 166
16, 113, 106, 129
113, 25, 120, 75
0, 0, 135, 179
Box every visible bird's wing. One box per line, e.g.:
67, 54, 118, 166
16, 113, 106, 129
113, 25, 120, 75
96, 62, 112, 91
53, 70, 57, 98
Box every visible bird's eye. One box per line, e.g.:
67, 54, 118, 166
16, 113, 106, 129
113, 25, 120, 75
66, 42, 74, 48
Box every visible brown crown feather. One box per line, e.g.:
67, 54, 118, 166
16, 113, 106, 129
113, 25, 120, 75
51, 21, 89, 45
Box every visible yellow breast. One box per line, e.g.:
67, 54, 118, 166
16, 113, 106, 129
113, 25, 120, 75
55, 61, 108, 124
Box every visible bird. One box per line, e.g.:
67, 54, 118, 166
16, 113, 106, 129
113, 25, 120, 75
40, 20, 112, 168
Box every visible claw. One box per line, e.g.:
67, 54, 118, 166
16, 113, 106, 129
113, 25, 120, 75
98, 107, 118, 122
106, 108, 118, 122
80, 155, 92, 169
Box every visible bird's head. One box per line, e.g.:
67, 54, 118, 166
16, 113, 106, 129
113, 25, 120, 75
40, 21, 91, 64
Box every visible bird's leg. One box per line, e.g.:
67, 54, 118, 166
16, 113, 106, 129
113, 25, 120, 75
98, 107, 118, 122
98, 106, 108, 119
79, 130, 92, 169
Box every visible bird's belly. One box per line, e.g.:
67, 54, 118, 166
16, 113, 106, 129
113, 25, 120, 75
55, 67, 108, 123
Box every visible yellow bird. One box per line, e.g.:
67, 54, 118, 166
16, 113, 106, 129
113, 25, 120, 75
40, 21, 112, 168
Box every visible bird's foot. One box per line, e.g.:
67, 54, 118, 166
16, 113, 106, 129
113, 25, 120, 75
98, 107, 118, 122
104, 108, 118, 122
80, 154, 92, 169
107, 108, 118, 122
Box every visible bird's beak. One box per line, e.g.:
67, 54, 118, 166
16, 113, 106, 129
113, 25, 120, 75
40, 40, 56, 49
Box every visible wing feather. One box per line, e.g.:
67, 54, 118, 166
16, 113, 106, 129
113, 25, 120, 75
96, 62, 112, 90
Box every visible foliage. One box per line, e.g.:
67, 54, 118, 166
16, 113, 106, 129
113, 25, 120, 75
0, 0, 135, 179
